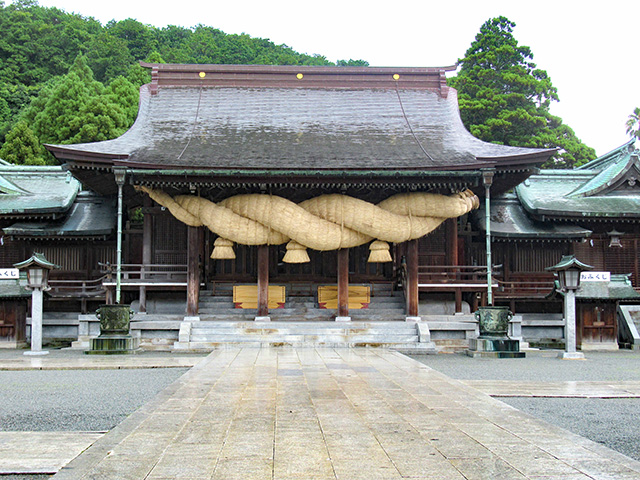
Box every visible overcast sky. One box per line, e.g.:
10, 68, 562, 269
17, 0, 640, 156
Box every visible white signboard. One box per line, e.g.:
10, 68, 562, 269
580, 271, 610, 282
0, 268, 19, 279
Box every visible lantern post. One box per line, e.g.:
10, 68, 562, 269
547, 255, 593, 359
15, 253, 59, 356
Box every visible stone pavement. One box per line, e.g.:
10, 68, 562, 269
35, 347, 640, 480
0, 349, 205, 370
0, 432, 103, 475
465, 380, 640, 398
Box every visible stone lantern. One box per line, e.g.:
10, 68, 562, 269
14, 253, 59, 356
547, 255, 593, 359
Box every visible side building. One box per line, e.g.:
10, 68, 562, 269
477, 140, 640, 349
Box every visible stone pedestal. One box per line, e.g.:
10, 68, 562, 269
467, 306, 525, 358
86, 304, 138, 355
466, 337, 525, 358
87, 335, 139, 355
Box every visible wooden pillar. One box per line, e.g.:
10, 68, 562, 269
337, 248, 349, 319
446, 218, 459, 266
446, 218, 462, 313
186, 225, 200, 317
257, 245, 269, 318
407, 239, 419, 317
139, 197, 152, 313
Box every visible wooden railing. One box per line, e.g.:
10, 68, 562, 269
48, 276, 107, 299
99, 263, 188, 286
417, 265, 497, 289
495, 273, 555, 298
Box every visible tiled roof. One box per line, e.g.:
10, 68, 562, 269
0, 276, 30, 299
47, 64, 554, 172
516, 143, 640, 219
577, 274, 640, 300
4, 191, 115, 239
0, 165, 79, 216
473, 194, 591, 239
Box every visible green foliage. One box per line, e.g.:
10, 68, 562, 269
449, 17, 595, 168
29, 55, 138, 145
106, 18, 158, 61
0, 119, 45, 165
626, 107, 640, 140
0, 0, 101, 86
337, 59, 370, 67
86, 32, 134, 83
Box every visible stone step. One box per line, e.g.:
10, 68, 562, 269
189, 334, 420, 343
433, 338, 470, 353
175, 319, 429, 352
175, 341, 426, 350
192, 320, 416, 329
198, 307, 406, 316
190, 327, 418, 336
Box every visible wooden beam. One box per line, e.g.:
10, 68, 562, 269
407, 239, 419, 317
337, 248, 349, 318
186, 226, 200, 316
257, 245, 269, 317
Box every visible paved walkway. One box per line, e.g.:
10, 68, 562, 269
465, 380, 640, 398
0, 349, 205, 370
0, 432, 103, 475
34, 347, 640, 480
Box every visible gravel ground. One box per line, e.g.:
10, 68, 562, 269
410, 350, 640, 462
0, 368, 188, 431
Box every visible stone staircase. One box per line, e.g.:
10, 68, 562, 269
174, 320, 433, 351
197, 284, 408, 322
173, 284, 435, 352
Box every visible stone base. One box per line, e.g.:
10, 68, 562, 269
335, 316, 351, 322
254, 316, 271, 322
23, 350, 49, 356
86, 335, 139, 355
466, 337, 525, 359
405, 316, 421, 323
580, 341, 618, 352
0, 340, 27, 349
558, 351, 586, 360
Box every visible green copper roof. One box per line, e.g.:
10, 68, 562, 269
0, 273, 30, 299
576, 139, 636, 171
516, 142, 640, 219
4, 192, 116, 239
546, 255, 593, 273
569, 154, 640, 197
474, 194, 591, 240
14, 252, 60, 270
577, 274, 640, 300
0, 165, 80, 216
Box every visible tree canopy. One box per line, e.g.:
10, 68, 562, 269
627, 107, 640, 141
449, 17, 596, 168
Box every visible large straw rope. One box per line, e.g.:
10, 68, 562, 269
137, 187, 478, 259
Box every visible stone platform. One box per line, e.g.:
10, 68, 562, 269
466, 337, 526, 358
43, 347, 640, 479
